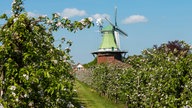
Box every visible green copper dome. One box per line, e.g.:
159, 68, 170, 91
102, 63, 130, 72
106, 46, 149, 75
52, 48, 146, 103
99, 25, 118, 49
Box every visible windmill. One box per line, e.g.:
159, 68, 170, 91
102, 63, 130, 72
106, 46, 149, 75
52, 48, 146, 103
105, 7, 128, 49
92, 7, 128, 64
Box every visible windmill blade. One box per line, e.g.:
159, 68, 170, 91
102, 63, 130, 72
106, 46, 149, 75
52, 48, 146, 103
105, 17, 115, 27
115, 6, 117, 27
116, 27, 128, 37
114, 31, 120, 49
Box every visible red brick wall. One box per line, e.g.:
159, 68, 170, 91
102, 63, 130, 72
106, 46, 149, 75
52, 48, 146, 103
97, 54, 115, 64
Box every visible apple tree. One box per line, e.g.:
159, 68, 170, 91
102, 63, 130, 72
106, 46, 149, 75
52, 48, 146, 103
0, 0, 93, 107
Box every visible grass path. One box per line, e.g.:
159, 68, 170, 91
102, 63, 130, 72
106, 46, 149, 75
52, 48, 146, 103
74, 81, 124, 108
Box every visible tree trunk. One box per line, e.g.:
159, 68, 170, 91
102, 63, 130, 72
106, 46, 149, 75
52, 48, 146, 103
0, 69, 4, 97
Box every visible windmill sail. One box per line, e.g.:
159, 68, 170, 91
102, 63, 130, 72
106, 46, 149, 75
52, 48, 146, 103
114, 31, 120, 49
115, 6, 117, 26
116, 27, 128, 36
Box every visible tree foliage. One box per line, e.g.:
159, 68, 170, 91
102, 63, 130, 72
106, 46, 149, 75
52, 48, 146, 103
152, 40, 190, 57
83, 58, 97, 69
0, 0, 93, 107
79, 40, 192, 107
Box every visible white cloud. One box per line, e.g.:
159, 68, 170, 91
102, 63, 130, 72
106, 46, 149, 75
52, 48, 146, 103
27, 12, 40, 17
122, 15, 148, 24
61, 8, 87, 18
92, 13, 110, 20
27, 12, 46, 17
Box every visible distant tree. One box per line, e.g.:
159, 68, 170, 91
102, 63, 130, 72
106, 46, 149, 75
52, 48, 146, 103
83, 58, 97, 68
0, 0, 93, 107
153, 40, 190, 57
126, 40, 191, 67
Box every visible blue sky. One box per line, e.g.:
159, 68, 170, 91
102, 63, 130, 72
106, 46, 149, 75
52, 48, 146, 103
1, 0, 192, 64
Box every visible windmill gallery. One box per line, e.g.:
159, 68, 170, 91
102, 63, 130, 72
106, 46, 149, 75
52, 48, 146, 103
92, 8, 128, 64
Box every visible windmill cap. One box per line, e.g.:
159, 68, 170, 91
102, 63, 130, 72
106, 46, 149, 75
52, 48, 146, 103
101, 25, 114, 32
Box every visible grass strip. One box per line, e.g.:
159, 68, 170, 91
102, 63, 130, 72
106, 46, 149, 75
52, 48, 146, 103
74, 80, 124, 108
